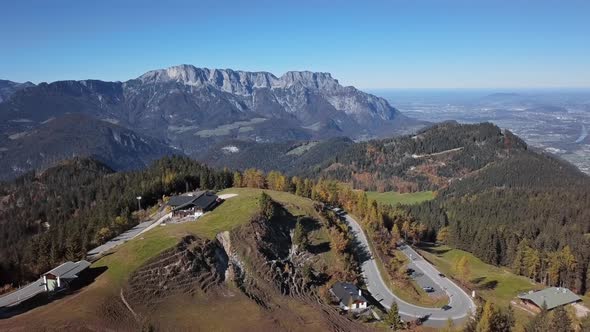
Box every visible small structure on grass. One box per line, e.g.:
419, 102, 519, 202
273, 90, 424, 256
43, 260, 91, 292
167, 191, 220, 218
330, 282, 368, 311
518, 287, 581, 311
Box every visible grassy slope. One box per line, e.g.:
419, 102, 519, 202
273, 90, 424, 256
0, 188, 338, 331
366, 190, 435, 206
417, 244, 537, 331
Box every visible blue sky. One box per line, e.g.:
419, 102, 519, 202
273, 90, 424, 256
1, 0, 589, 88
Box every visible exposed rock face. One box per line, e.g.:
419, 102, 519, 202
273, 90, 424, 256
0, 80, 35, 103
134, 64, 398, 124
125, 235, 228, 307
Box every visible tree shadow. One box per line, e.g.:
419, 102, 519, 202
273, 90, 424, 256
0, 266, 108, 319
470, 276, 486, 284
349, 232, 372, 264
478, 280, 498, 290
362, 289, 387, 312
469, 276, 498, 290
415, 242, 450, 255
308, 241, 331, 255
298, 216, 322, 233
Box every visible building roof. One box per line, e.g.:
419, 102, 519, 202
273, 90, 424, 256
44, 260, 91, 279
190, 192, 218, 209
331, 282, 367, 305
169, 191, 218, 211
167, 191, 206, 207
518, 287, 581, 310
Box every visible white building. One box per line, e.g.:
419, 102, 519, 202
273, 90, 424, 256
330, 282, 368, 310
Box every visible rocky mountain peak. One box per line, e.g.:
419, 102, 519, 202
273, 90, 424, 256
277, 71, 339, 90
136, 64, 343, 94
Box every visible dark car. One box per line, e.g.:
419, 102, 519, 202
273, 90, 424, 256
423, 286, 435, 292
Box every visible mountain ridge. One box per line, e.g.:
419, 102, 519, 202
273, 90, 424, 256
0, 65, 424, 180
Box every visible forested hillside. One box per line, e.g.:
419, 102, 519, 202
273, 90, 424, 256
407, 152, 590, 293
306, 121, 527, 192
0, 156, 232, 285
294, 121, 590, 294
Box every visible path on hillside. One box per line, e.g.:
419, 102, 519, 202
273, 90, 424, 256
340, 211, 476, 327
86, 210, 171, 261
411, 147, 464, 159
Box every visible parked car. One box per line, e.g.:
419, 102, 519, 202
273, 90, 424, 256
423, 286, 435, 293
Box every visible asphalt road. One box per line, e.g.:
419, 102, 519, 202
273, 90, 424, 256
341, 211, 476, 327
86, 211, 171, 261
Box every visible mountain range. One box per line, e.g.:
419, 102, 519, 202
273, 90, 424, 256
0, 65, 423, 180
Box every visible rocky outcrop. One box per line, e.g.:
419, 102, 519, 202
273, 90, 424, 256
125, 235, 228, 308
0, 80, 35, 103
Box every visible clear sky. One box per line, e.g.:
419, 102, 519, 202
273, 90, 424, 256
1, 0, 589, 89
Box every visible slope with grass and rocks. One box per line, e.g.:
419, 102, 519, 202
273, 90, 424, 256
0, 189, 372, 331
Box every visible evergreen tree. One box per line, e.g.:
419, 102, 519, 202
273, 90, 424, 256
293, 218, 309, 250
524, 301, 549, 332
549, 306, 572, 332
384, 301, 404, 330
475, 302, 513, 332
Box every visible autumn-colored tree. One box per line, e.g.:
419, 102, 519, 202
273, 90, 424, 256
547, 251, 562, 286
302, 178, 313, 198
401, 220, 411, 241
243, 168, 265, 188
391, 223, 401, 248
437, 226, 450, 244
355, 191, 369, 218
266, 171, 287, 191
329, 228, 348, 253
95, 226, 113, 244
233, 171, 243, 188
475, 302, 514, 332
455, 255, 471, 283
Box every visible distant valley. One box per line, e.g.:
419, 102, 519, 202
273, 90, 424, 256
372, 89, 590, 174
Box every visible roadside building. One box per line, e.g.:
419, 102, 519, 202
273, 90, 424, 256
43, 260, 91, 292
518, 287, 581, 312
167, 191, 220, 218
330, 282, 368, 311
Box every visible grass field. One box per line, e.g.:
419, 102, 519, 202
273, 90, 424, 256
417, 243, 539, 331
366, 190, 435, 206
417, 243, 536, 306
95, 188, 324, 284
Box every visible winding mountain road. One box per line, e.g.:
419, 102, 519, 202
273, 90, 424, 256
340, 211, 476, 327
